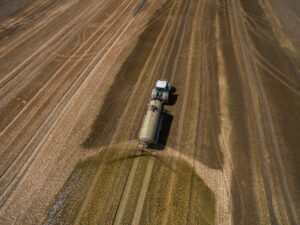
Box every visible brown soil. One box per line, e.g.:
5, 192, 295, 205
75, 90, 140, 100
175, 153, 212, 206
0, 0, 299, 224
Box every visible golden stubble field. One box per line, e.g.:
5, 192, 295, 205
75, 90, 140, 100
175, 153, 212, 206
0, 0, 299, 224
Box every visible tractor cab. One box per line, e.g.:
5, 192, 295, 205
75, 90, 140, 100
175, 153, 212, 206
151, 79, 171, 103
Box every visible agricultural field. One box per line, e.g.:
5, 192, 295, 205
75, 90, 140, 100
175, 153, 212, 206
0, 0, 299, 224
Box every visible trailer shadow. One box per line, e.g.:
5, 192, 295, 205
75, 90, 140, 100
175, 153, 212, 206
153, 111, 173, 150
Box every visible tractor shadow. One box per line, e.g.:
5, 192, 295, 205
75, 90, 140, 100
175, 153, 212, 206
167, 87, 177, 105
166, 93, 177, 106
148, 107, 173, 151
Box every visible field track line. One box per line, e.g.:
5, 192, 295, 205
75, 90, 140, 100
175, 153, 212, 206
112, 158, 139, 225
213, 8, 234, 224
0, 2, 138, 210
131, 158, 155, 225
0, 0, 134, 179
0, 0, 79, 56
253, 51, 300, 96
0, 0, 107, 88
159, 0, 194, 224
0, 0, 55, 49
253, 46, 300, 86
0, 0, 109, 91
182, 1, 203, 224
109, 0, 180, 144
239, 2, 298, 222
71, 3, 166, 222
176, 0, 199, 147
71, 6, 169, 218
230, 0, 297, 224
188, 2, 225, 223
0, 0, 135, 177
229, 0, 276, 222
78, 1, 181, 223
225, 1, 273, 224
102, 1, 183, 223
2, 10, 136, 216
256, 58, 300, 96
51, 2, 177, 221
160, 0, 189, 80
0, 0, 128, 107
0, 0, 132, 137
0, 0, 135, 197
169, 0, 192, 84
177, 1, 202, 223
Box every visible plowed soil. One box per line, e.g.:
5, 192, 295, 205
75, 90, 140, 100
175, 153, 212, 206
0, 0, 299, 224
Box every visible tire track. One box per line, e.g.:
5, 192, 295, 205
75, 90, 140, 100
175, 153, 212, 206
79, 0, 177, 149
240, 5, 298, 224
0, 0, 139, 210
178, 1, 211, 224
0, 0, 79, 56
112, 156, 140, 225
0, 0, 105, 89
230, 0, 297, 224
212, 8, 233, 224
0, 0, 109, 100
229, 1, 277, 223
164, 1, 226, 223
253, 50, 300, 96
85, 1, 181, 223
131, 158, 154, 225
0, 0, 130, 133
160, 0, 191, 83
226, 1, 272, 224
0, 0, 135, 184
103, 0, 179, 144
1, 1, 141, 215
45, 2, 168, 223
80, 2, 182, 224
0, 0, 60, 44
168, 0, 192, 85
74, 5, 174, 222
0, 0, 132, 137
182, 1, 205, 224
115, 5, 190, 222
153, 0, 194, 223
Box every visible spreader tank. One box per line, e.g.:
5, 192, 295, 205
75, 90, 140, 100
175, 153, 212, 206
138, 99, 162, 145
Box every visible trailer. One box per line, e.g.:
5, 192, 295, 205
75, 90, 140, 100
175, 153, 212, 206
138, 80, 171, 149
138, 99, 163, 148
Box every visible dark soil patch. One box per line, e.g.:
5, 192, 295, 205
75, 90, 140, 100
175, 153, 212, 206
83, 0, 173, 148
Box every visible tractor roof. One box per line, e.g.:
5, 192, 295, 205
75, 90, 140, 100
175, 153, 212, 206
156, 80, 168, 89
